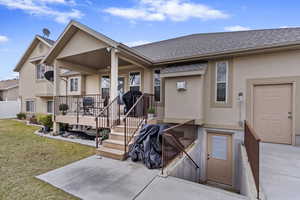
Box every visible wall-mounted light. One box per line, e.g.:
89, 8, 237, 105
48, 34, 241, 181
238, 92, 244, 102
177, 81, 187, 91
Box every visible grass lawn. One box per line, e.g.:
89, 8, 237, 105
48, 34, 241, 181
0, 119, 95, 200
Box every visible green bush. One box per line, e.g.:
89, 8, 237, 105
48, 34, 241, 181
39, 115, 53, 128
147, 107, 155, 114
36, 113, 47, 124
29, 115, 38, 124
16, 112, 26, 120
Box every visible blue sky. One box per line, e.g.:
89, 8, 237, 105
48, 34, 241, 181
0, 0, 299, 80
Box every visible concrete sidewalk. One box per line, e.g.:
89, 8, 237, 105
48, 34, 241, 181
135, 176, 247, 200
37, 155, 247, 200
261, 143, 300, 200
37, 155, 159, 200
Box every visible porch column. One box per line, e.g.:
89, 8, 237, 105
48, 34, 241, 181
110, 48, 119, 124
53, 60, 61, 135
110, 48, 119, 100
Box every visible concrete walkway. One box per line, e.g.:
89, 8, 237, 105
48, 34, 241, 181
261, 143, 300, 200
136, 176, 247, 200
37, 155, 247, 200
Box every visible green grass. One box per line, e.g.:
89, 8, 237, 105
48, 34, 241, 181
0, 120, 95, 200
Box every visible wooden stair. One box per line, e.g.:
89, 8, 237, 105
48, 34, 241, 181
96, 124, 140, 160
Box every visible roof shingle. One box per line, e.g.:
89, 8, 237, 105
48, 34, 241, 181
133, 27, 300, 62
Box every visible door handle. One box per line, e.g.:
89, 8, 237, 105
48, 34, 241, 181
288, 112, 292, 119
207, 154, 210, 160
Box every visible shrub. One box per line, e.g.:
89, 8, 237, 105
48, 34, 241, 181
16, 112, 26, 120
147, 107, 155, 114
59, 104, 69, 115
36, 113, 47, 124
29, 115, 38, 124
39, 115, 53, 129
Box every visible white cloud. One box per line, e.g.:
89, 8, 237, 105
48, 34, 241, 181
104, 0, 229, 22
125, 40, 151, 47
0, 72, 19, 81
224, 25, 250, 31
0, 35, 8, 43
0, 0, 83, 23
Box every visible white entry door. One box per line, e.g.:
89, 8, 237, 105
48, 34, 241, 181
253, 84, 292, 144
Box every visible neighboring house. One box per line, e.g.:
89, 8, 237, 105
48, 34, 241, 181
19, 20, 300, 191
13, 35, 62, 115
0, 79, 19, 101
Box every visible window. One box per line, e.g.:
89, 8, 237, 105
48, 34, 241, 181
47, 101, 53, 113
25, 100, 35, 112
101, 76, 110, 99
129, 72, 141, 92
36, 64, 46, 80
70, 78, 79, 92
153, 69, 161, 102
215, 61, 228, 103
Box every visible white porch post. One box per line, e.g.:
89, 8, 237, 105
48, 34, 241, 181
110, 48, 119, 100
110, 48, 119, 123
53, 60, 61, 135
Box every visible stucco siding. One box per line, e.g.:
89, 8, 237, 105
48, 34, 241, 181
204, 49, 300, 133
1, 87, 19, 101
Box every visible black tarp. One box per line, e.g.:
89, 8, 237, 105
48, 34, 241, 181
122, 90, 142, 114
129, 124, 168, 169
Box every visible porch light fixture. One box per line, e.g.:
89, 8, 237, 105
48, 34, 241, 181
176, 81, 186, 91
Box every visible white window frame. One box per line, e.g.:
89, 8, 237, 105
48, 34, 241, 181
70, 77, 79, 92
129, 71, 141, 91
25, 100, 35, 113
215, 61, 229, 103
47, 100, 54, 114
36, 64, 46, 80
153, 69, 161, 102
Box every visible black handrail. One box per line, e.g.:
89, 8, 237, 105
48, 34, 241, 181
161, 120, 198, 174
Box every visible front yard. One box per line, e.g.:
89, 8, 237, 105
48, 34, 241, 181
0, 120, 95, 200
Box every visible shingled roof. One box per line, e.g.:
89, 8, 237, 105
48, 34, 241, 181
133, 27, 300, 62
0, 79, 19, 90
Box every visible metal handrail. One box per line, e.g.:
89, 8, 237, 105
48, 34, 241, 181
96, 96, 116, 118
244, 121, 261, 199
123, 94, 145, 119
164, 132, 199, 169
161, 119, 197, 174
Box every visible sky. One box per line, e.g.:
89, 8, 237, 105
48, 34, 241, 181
0, 0, 300, 80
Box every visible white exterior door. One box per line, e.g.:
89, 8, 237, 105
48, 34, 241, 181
253, 84, 292, 144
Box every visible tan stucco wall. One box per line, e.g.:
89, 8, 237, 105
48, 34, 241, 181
204, 49, 300, 134
57, 30, 108, 59
164, 75, 204, 124
19, 41, 55, 114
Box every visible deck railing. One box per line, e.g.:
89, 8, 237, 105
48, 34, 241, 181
54, 94, 107, 118
244, 121, 261, 199
161, 120, 198, 175
123, 93, 156, 154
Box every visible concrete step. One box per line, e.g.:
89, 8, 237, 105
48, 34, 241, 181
96, 146, 126, 160
103, 139, 126, 151
110, 131, 133, 141
112, 125, 138, 133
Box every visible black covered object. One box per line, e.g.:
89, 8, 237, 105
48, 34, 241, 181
122, 90, 142, 114
129, 124, 168, 169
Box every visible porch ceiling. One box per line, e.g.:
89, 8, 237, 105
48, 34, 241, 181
59, 48, 131, 69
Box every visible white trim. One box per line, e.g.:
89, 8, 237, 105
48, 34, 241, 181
215, 61, 229, 103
